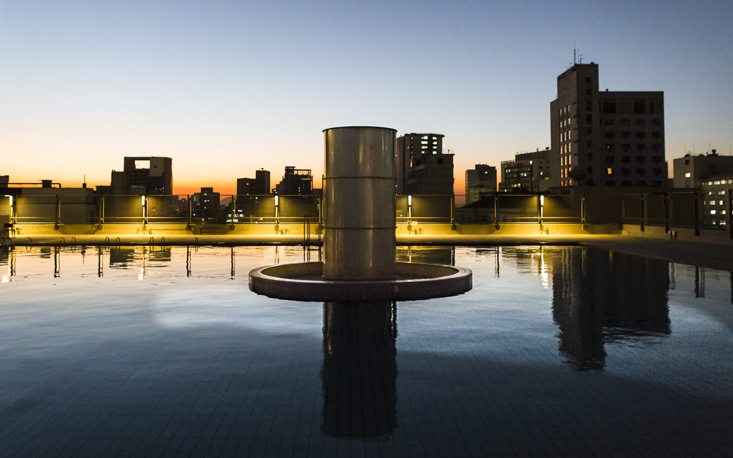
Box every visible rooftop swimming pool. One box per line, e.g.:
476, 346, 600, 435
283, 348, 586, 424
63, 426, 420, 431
1, 245, 732, 457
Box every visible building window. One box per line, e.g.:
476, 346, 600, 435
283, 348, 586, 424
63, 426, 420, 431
633, 99, 646, 113
620, 118, 631, 126
652, 119, 661, 126
607, 168, 614, 175
602, 99, 616, 113
635, 119, 646, 126
636, 132, 646, 139
636, 156, 647, 164
586, 77, 591, 83
586, 114, 592, 124
586, 100, 593, 112
606, 156, 615, 164
685, 172, 691, 178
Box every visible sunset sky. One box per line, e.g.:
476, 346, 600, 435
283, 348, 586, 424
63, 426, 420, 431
2, 0, 732, 195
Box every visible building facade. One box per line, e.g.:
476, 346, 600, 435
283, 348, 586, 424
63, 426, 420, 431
465, 164, 497, 204
673, 151, 733, 189
275, 166, 313, 195
550, 63, 665, 188
499, 150, 551, 193
701, 175, 733, 228
237, 169, 271, 196
396, 133, 454, 195
107, 157, 173, 195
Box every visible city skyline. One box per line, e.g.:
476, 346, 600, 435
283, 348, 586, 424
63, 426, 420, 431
2, 1, 732, 195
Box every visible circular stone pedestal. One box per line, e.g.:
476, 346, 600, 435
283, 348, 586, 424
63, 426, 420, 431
249, 262, 472, 302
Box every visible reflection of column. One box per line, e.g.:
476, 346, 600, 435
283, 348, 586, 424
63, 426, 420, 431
54, 246, 60, 278
321, 302, 398, 439
97, 246, 103, 278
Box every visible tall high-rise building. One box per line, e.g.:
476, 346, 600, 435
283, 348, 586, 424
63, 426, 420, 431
396, 133, 454, 195
465, 164, 497, 204
108, 157, 173, 195
237, 169, 271, 195
550, 63, 665, 188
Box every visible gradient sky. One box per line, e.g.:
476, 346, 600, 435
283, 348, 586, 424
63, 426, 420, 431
2, 0, 732, 195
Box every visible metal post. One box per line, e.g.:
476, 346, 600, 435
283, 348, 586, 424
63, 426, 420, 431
99, 195, 104, 226
694, 190, 701, 236
640, 193, 646, 232
54, 194, 60, 229
664, 192, 671, 233
620, 195, 625, 230
323, 126, 396, 280
187, 195, 192, 228
728, 189, 732, 239
494, 195, 499, 229
450, 195, 455, 229
581, 195, 587, 228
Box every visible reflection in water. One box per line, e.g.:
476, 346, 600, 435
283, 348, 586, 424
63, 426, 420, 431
550, 248, 671, 371
695, 267, 705, 298
396, 246, 454, 265
321, 302, 398, 440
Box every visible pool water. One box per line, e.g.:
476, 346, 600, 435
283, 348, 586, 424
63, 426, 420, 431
1, 246, 732, 457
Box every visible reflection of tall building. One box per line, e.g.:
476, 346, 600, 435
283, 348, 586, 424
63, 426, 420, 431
321, 302, 398, 439
550, 248, 670, 370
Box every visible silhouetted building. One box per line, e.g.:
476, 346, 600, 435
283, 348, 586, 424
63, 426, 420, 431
499, 150, 551, 193
107, 157, 173, 195
237, 169, 271, 196
550, 63, 665, 188
191, 187, 220, 222
465, 164, 497, 204
275, 166, 313, 195
396, 133, 454, 195
701, 175, 733, 228
673, 150, 733, 189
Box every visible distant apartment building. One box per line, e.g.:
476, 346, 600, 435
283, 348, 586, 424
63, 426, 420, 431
275, 166, 313, 195
550, 63, 665, 188
673, 150, 733, 189
237, 169, 271, 196
191, 187, 220, 221
701, 175, 733, 228
499, 150, 551, 193
396, 133, 454, 195
465, 164, 497, 204
103, 157, 173, 195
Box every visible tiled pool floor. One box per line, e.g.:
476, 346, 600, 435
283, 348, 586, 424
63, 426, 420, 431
1, 246, 732, 457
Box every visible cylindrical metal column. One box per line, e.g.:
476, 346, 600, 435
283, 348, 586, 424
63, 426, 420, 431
323, 126, 396, 280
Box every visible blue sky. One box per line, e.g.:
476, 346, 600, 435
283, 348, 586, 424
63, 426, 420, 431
2, 0, 732, 193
